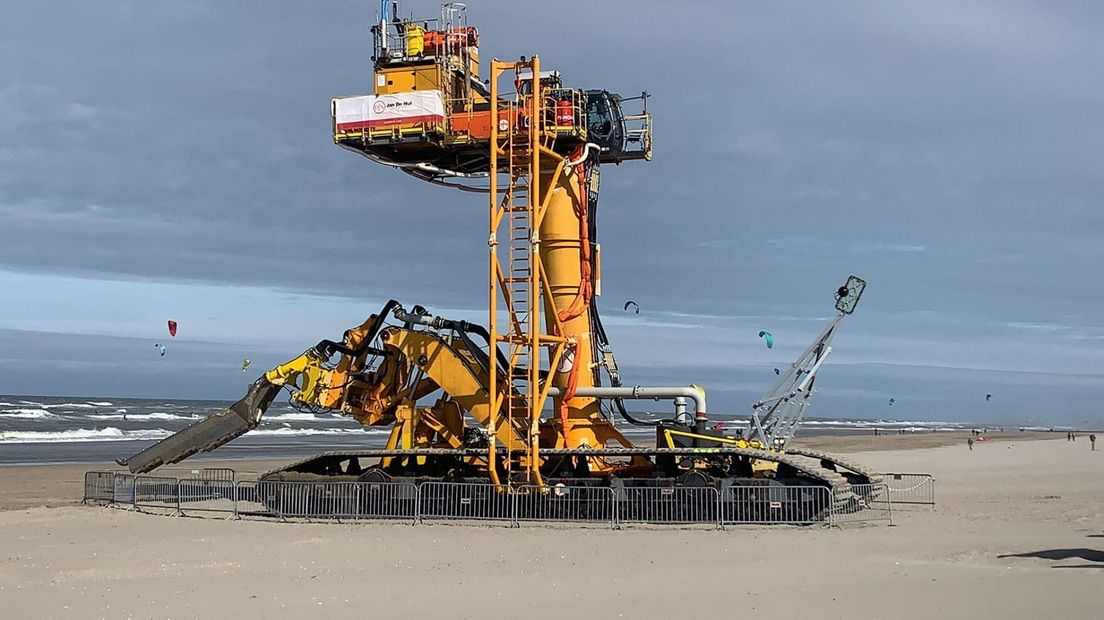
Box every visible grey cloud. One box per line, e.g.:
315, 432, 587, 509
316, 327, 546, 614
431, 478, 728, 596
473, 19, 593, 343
1, 1, 1102, 421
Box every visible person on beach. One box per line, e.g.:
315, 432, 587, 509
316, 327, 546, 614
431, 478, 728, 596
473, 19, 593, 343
1091, 434, 1097, 451
1067, 432, 1072, 441
967, 437, 974, 451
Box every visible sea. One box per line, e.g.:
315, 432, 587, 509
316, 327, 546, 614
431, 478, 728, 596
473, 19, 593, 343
0, 394, 1012, 466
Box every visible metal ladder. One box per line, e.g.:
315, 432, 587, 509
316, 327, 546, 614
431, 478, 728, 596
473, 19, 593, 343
507, 62, 540, 480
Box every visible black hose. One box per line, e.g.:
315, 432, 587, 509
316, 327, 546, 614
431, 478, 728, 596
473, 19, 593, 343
313, 299, 401, 359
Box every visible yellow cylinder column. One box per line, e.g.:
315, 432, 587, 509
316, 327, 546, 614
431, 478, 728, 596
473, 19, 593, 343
539, 168, 602, 448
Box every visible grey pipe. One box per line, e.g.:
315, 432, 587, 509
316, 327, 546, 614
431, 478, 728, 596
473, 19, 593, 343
548, 385, 707, 418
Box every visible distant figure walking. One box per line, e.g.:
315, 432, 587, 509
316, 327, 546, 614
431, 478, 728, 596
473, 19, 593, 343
967, 437, 974, 451
1091, 434, 1097, 451
1067, 432, 1072, 441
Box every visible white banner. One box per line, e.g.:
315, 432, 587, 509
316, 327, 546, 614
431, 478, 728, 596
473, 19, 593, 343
333, 91, 445, 131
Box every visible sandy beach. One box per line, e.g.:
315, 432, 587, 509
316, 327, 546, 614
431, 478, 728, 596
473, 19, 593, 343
0, 433, 1100, 619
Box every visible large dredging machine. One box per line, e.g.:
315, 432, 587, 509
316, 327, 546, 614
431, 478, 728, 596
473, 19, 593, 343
120, 2, 881, 513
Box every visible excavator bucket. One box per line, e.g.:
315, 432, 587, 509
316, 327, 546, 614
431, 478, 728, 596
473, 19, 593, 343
117, 377, 281, 474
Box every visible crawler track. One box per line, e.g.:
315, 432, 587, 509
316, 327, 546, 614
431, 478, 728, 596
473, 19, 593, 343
785, 448, 883, 485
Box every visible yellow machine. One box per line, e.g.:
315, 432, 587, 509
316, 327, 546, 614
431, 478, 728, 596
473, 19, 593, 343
120, 3, 880, 506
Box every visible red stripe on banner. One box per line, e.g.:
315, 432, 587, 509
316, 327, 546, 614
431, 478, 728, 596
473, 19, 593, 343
336, 114, 443, 131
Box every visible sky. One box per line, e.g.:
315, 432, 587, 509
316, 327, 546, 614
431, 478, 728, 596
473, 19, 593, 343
1, 1, 1102, 425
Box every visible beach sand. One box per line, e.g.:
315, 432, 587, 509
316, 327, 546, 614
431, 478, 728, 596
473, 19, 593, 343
0, 433, 1100, 618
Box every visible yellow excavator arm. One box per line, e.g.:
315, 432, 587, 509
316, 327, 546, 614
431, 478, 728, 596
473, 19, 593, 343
119, 300, 529, 473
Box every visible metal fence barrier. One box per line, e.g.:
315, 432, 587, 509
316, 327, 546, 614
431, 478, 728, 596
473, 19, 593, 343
514, 484, 615, 527
112, 473, 136, 506
721, 483, 831, 526
417, 482, 514, 524
883, 473, 935, 506
263, 481, 362, 520
134, 476, 180, 513
85, 471, 920, 529
233, 480, 275, 518
831, 483, 893, 525
178, 479, 237, 515
187, 467, 235, 483
83, 471, 115, 504
614, 486, 719, 527
358, 481, 420, 522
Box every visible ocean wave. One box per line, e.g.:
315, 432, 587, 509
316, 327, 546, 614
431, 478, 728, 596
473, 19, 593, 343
87, 412, 195, 421
250, 427, 390, 437
0, 427, 172, 444
265, 412, 349, 422
0, 408, 55, 419
87, 401, 114, 406
802, 419, 963, 428
41, 403, 99, 409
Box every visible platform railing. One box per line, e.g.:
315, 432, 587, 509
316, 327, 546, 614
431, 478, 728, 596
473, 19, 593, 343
83, 471, 919, 528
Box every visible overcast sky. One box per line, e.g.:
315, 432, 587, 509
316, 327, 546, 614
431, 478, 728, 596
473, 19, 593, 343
1, 1, 1102, 425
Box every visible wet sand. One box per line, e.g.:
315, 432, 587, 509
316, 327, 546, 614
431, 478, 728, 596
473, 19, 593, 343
0, 434, 1100, 619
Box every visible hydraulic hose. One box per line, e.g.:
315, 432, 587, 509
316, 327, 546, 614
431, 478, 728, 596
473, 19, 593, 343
313, 299, 400, 359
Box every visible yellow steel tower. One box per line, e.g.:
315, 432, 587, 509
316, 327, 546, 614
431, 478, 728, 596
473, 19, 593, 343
488, 58, 635, 484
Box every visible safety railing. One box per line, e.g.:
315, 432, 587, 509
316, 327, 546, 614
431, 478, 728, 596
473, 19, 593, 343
514, 484, 615, 527
233, 480, 275, 518
178, 478, 237, 515
883, 473, 935, 507
721, 483, 831, 526
831, 483, 893, 526
417, 481, 514, 524
83, 471, 915, 529
82, 471, 115, 504
112, 473, 135, 505
614, 486, 720, 527
193, 467, 235, 483
134, 475, 180, 513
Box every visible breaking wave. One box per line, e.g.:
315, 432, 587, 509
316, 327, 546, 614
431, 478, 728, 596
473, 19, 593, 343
250, 427, 390, 437
87, 412, 196, 421
0, 408, 56, 420
0, 427, 173, 444
266, 412, 348, 422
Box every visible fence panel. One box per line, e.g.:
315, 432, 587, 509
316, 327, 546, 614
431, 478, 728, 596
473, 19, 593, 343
134, 476, 180, 512
112, 473, 136, 505
187, 467, 235, 483
832, 483, 893, 525
417, 482, 514, 523
233, 480, 277, 518
178, 479, 237, 515
357, 482, 419, 523
264, 482, 362, 520
514, 485, 615, 527
614, 486, 719, 527
884, 473, 935, 506
83, 471, 116, 504
721, 483, 831, 525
